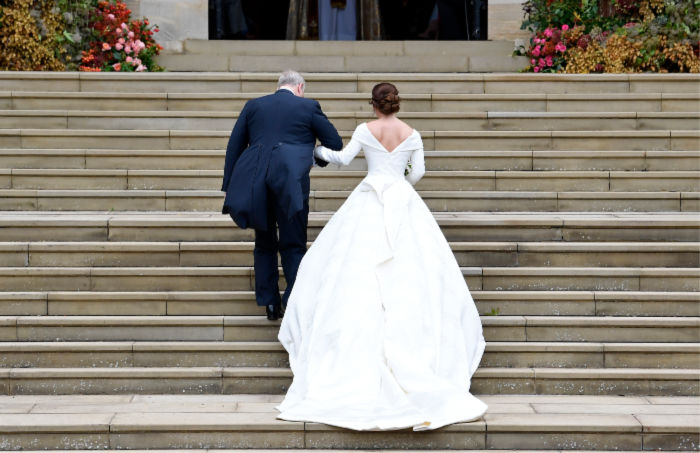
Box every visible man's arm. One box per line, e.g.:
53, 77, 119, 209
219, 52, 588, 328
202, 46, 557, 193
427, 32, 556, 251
222, 102, 250, 191
310, 101, 343, 167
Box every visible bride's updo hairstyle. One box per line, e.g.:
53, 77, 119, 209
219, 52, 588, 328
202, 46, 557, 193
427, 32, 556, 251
370, 82, 401, 115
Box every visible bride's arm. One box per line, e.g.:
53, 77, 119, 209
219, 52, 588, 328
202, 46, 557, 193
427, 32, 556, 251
314, 136, 362, 167
405, 147, 426, 185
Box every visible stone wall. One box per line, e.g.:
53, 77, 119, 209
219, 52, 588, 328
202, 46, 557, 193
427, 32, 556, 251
488, 0, 530, 40
125, 0, 208, 52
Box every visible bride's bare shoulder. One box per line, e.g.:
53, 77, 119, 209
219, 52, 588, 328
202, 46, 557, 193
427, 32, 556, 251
396, 118, 415, 134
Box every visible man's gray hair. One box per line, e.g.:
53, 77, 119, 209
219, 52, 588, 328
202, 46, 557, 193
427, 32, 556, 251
278, 70, 305, 89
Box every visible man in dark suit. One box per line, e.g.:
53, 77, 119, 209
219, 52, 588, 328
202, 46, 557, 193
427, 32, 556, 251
222, 70, 343, 321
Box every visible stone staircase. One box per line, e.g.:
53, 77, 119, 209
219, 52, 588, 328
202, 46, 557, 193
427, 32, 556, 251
0, 71, 698, 450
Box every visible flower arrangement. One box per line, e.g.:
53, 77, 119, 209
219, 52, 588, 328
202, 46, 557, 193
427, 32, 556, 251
517, 0, 700, 73
79, 0, 163, 72
524, 24, 571, 72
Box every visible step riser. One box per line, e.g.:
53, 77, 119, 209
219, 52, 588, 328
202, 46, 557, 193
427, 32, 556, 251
3, 134, 698, 151
3, 249, 698, 268
1, 194, 695, 213
1, 271, 698, 292
5, 173, 699, 193
3, 221, 698, 243
2, 295, 697, 317
2, 375, 697, 398
4, 115, 699, 132
2, 74, 699, 94
3, 431, 696, 452
158, 54, 527, 73
7, 96, 698, 112
1, 349, 696, 369
2, 151, 698, 171
1, 324, 697, 343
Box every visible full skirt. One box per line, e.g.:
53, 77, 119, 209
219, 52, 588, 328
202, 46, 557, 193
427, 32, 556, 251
277, 176, 487, 431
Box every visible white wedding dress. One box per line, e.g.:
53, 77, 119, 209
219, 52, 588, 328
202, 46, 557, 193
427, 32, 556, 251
277, 123, 487, 431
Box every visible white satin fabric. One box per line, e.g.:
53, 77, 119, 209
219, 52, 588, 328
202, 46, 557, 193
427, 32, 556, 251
277, 123, 487, 431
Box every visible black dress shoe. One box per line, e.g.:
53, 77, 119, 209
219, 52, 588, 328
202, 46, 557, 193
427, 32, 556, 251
279, 303, 286, 319
266, 304, 280, 321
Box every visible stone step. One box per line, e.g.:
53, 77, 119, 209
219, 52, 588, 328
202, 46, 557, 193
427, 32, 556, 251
0, 266, 697, 292
0, 189, 697, 212
2, 241, 698, 268
4, 91, 698, 112
0, 367, 697, 397
4, 315, 695, 343
1, 212, 697, 243
0, 341, 696, 370
157, 55, 528, 73
2, 129, 698, 151
1, 394, 698, 449
3, 110, 699, 132
2, 290, 697, 317
2, 149, 698, 172
180, 39, 519, 58
2, 72, 698, 94
3, 169, 698, 192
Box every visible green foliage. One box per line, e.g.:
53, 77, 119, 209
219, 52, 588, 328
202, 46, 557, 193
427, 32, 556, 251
55, 0, 99, 70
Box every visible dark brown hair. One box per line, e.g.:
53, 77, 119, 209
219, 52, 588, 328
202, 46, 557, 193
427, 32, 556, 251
370, 82, 400, 115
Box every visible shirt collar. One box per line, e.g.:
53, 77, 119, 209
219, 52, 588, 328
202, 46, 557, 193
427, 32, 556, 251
277, 87, 295, 95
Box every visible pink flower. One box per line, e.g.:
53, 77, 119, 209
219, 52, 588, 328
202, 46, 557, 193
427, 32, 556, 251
121, 22, 128, 29
133, 58, 142, 66
538, 58, 546, 67
531, 58, 536, 65
561, 24, 569, 31
125, 45, 132, 54
545, 55, 553, 66
102, 42, 111, 51
112, 62, 121, 71
135, 64, 146, 72
115, 43, 123, 51
126, 56, 133, 63
544, 28, 553, 38
534, 66, 540, 73
555, 42, 566, 53
118, 38, 125, 44
532, 46, 541, 57
128, 31, 134, 39
107, 13, 115, 20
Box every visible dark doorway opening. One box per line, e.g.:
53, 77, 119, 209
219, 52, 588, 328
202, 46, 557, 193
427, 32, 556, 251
208, 0, 487, 40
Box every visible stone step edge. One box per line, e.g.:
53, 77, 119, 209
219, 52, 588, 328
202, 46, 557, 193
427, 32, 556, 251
2, 366, 698, 381
0, 341, 696, 353
2, 71, 699, 81
5, 169, 700, 178
2, 149, 698, 160
3, 128, 698, 138
2, 290, 698, 302
1, 211, 697, 227
3, 91, 700, 101
3, 109, 700, 119
1, 315, 697, 327
0, 266, 698, 277
3, 240, 699, 252
1, 189, 698, 199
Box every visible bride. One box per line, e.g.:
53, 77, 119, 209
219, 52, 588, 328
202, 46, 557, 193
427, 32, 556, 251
277, 82, 487, 431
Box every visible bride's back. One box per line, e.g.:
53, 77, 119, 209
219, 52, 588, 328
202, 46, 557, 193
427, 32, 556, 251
366, 119, 414, 153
